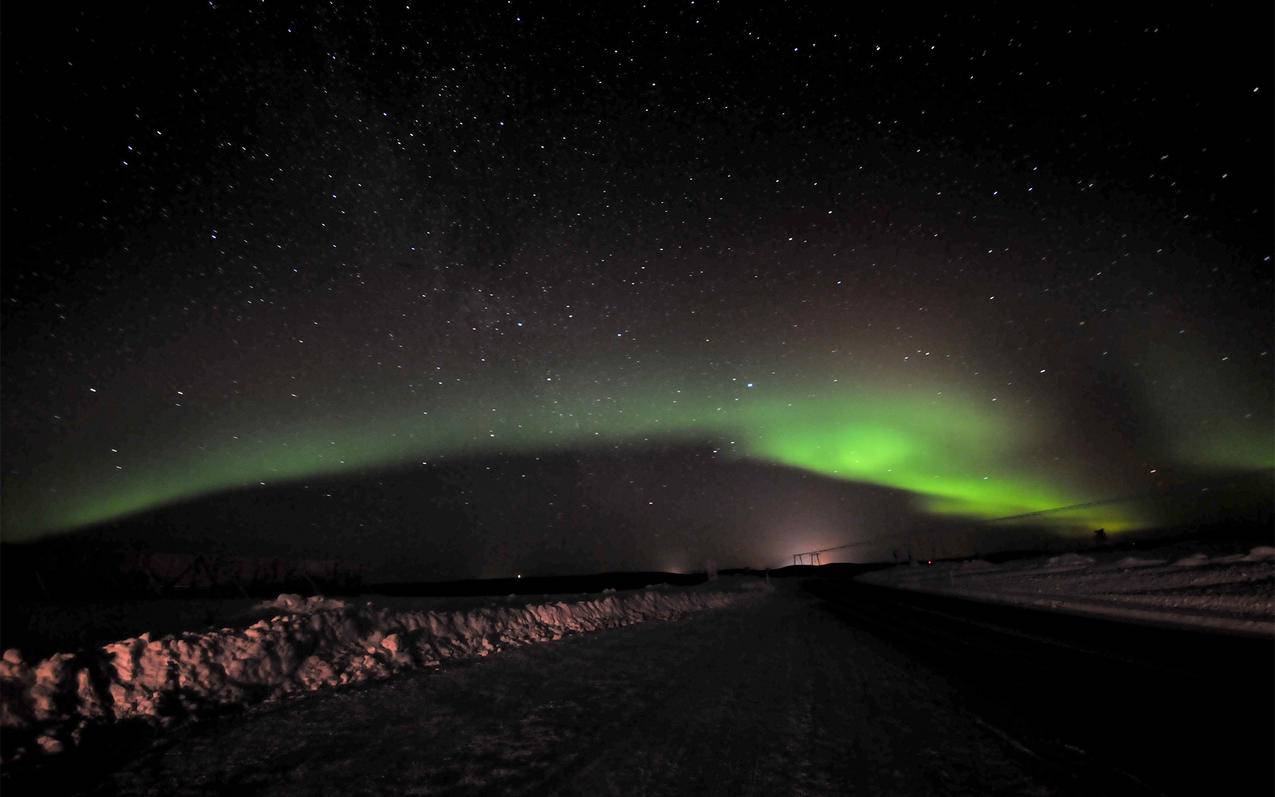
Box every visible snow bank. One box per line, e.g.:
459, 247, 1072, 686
0, 581, 764, 760
1172, 552, 1211, 567
859, 545, 1275, 637
1043, 553, 1095, 569
1114, 556, 1167, 569
1243, 545, 1275, 562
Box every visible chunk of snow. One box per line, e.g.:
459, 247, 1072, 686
1172, 553, 1210, 567
1244, 546, 1275, 562
255, 594, 348, 614
1043, 553, 1094, 569
1115, 557, 1167, 569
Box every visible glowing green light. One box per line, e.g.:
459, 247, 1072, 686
735, 389, 1089, 519
4, 369, 1156, 541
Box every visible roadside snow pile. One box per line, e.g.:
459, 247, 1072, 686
1172, 553, 1211, 567
0, 580, 765, 760
256, 594, 352, 613
1043, 553, 1094, 569
1243, 545, 1275, 561
1114, 556, 1167, 569
859, 545, 1275, 637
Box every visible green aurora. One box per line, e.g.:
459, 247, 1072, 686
3, 372, 1175, 539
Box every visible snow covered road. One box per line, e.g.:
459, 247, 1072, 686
13, 582, 1095, 796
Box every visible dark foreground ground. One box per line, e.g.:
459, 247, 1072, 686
806, 578, 1275, 796
4, 578, 1272, 796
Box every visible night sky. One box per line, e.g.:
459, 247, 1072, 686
3, 4, 1271, 577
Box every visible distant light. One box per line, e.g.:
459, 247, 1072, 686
516, 573, 522, 579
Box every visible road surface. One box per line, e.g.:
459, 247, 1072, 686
806, 577, 1274, 796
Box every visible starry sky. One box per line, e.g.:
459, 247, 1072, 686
2, 4, 1271, 576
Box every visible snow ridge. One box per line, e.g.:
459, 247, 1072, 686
858, 545, 1275, 636
1, 583, 761, 759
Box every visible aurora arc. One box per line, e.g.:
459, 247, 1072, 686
3, 374, 1152, 539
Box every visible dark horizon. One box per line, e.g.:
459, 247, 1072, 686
4, 446, 1270, 583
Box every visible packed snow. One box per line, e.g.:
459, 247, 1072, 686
0, 580, 765, 761
858, 545, 1275, 636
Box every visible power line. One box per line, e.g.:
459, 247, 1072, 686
979, 493, 1144, 523
776, 486, 1171, 569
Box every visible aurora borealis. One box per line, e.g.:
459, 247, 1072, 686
2, 4, 1271, 576
6, 376, 1088, 534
